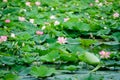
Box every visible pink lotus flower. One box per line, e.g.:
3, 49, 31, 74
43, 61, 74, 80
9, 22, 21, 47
50, 15, 56, 19
35, 1, 41, 6
51, 8, 54, 11
21, 9, 27, 12
98, 3, 103, 7
95, 0, 99, 3
5, 19, 10, 23
18, 17, 25, 21
42, 26, 46, 30
29, 19, 34, 23
54, 20, 60, 26
26, 2, 31, 6
11, 33, 15, 38
44, 22, 50, 26
3, 0, 7, 2
99, 50, 110, 58
57, 37, 67, 44
36, 31, 43, 35
113, 12, 119, 18
0, 36, 7, 43
64, 18, 70, 22
89, 3, 93, 6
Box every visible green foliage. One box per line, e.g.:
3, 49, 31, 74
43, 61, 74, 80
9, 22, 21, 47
0, 56, 16, 66
78, 52, 100, 65
0, 0, 120, 79
62, 65, 78, 71
40, 50, 60, 62
59, 49, 78, 62
30, 65, 56, 78
4, 73, 20, 80
80, 39, 98, 47
0, 71, 19, 80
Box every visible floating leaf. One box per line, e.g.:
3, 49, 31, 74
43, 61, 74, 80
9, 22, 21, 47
30, 66, 56, 78
0, 56, 16, 65
63, 65, 78, 71
40, 50, 60, 62
4, 73, 20, 80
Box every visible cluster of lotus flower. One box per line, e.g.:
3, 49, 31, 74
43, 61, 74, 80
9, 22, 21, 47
0, 33, 111, 59
0, 36, 7, 43
1, 0, 114, 60
91, 0, 119, 18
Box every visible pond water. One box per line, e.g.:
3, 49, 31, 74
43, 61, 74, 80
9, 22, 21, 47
21, 69, 120, 80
